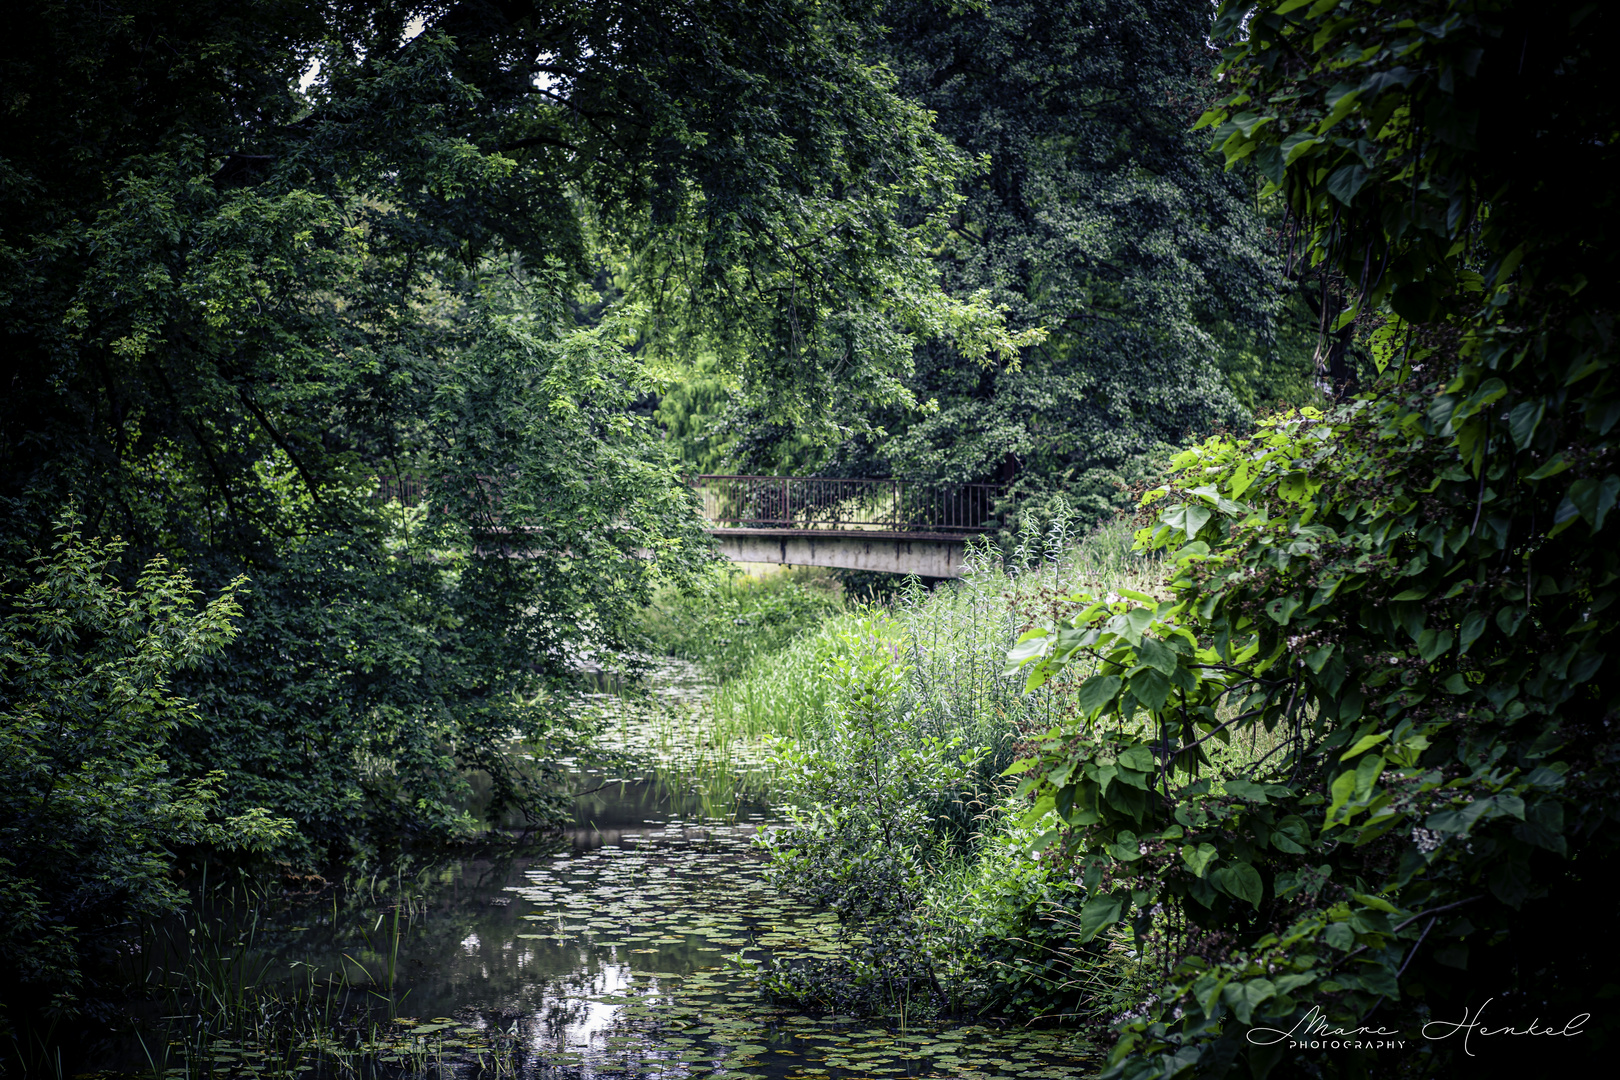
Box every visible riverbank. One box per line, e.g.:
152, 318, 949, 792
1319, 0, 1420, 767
109, 661, 1101, 1080
74, 516, 1153, 1079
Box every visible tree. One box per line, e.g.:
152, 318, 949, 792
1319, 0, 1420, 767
1008, 0, 1620, 1075
0, 1, 1020, 854
722, 0, 1306, 522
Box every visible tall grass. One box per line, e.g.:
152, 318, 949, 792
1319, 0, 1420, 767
710, 513, 1165, 760
733, 512, 1183, 1022
636, 566, 843, 682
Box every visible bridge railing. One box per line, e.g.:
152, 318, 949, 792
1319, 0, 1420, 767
691, 475, 1004, 534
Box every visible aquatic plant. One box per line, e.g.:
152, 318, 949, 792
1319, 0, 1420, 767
740, 514, 1183, 1023
637, 566, 844, 683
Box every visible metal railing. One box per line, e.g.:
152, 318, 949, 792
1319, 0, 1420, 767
690, 475, 1004, 534
373, 475, 432, 505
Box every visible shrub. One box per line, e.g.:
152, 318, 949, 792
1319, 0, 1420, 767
0, 514, 288, 1031
748, 516, 1166, 1021
639, 568, 843, 682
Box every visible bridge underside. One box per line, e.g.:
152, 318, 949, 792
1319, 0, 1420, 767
708, 528, 971, 578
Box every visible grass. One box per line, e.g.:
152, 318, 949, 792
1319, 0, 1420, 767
707, 511, 1295, 1026
635, 565, 843, 682
709, 513, 1165, 755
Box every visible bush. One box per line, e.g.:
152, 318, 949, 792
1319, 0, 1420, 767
1006, 1, 1620, 1074
747, 516, 1167, 1021
0, 514, 288, 1031
639, 567, 843, 682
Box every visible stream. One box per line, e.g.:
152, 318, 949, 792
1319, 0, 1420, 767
134, 662, 1098, 1080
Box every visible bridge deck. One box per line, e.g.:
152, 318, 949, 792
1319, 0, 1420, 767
695, 476, 1002, 577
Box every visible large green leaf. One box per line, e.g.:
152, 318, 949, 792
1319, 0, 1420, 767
1213, 863, 1263, 908
1078, 892, 1125, 941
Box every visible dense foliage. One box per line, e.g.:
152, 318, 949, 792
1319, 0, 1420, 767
709, 0, 1315, 523
0, 0, 1034, 863
740, 522, 1164, 1024
0, 2, 1049, 1038
0, 515, 288, 1027
1009, 0, 1619, 1075
638, 569, 843, 683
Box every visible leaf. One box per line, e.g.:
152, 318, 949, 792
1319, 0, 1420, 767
1078, 892, 1124, 941
1137, 635, 1178, 676
1417, 627, 1454, 662
1359, 65, 1418, 98
1263, 593, 1303, 625
1118, 744, 1156, 772
1326, 163, 1368, 205
1213, 863, 1263, 908
1161, 502, 1213, 538
1254, 143, 1284, 183
1322, 922, 1355, 951
1528, 454, 1571, 480
1277, 471, 1317, 502
1507, 399, 1545, 450
1076, 674, 1122, 715
1326, 769, 1357, 821
1567, 474, 1620, 531
1128, 667, 1172, 711
1271, 816, 1311, 854
1459, 610, 1488, 654
1280, 131, 1324, 164
1339, 732, 1388, 761
1221, 977, 1276, 1025
1488, 859, 1532, 909
1005, 633, 1049, 667
1223, 778, 1269, 802
1351, 892, 1400, 914
1181, 843, 1218, 878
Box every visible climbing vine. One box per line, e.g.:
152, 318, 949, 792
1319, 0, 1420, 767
1008, 1, 1618, 1075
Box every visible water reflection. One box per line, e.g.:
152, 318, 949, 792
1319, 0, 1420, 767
117, 661, 1097, 1079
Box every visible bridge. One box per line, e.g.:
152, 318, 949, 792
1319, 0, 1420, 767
373, 474, 1004, 578
691, 475, 1003, 578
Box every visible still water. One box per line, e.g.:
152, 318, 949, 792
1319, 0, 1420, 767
137, 665, 1097, 1080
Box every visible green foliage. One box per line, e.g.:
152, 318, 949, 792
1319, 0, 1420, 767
639, 569, 843, 683
759, 621, 985, 1015
745, 1, 1304, 515
652, 355, 738, 475
0, 514, 289, 1028
1008, 1, 1620, 1074
746, 520, 1167, 1019
2, 1, 1033, 857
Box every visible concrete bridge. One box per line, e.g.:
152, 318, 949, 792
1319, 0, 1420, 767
692, 475, 1003, 578
372, 474, 1004, 578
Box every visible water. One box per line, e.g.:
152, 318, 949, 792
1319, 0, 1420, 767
126, 662, 1099, 1080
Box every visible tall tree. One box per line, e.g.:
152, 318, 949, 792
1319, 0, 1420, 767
0, 1, 1016, 857
723, 0, 1305, 521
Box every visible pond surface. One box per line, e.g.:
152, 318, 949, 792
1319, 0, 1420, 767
146, 663, 1100, 1080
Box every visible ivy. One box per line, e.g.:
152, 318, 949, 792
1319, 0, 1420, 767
1008, 1, 1619, 1075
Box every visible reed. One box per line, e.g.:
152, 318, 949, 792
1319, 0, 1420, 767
119, 866, 451, 1080
710, 514, 1164, 757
